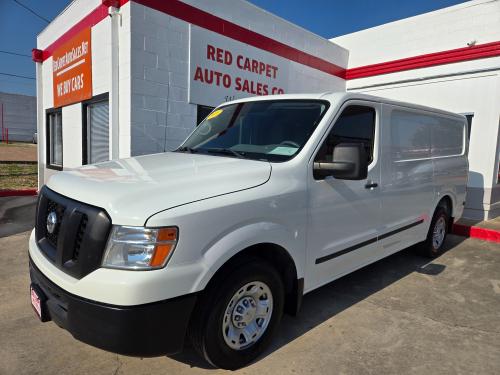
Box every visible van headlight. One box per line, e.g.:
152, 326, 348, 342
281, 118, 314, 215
102, 226, 178, 270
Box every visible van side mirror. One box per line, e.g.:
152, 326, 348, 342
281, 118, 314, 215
314, 143, 368, 180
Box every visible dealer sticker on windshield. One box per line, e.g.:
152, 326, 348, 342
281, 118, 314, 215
207, 109, 223, 120
268, 146, 298, 156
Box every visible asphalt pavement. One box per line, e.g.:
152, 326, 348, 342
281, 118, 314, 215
2, 231, 500, 374
0, 196, 37, 238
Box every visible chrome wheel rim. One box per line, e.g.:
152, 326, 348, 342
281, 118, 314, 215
432, 217, 447, 249
222, 281, 273, 351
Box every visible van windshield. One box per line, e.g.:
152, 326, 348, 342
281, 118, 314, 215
177, 100, 329, 162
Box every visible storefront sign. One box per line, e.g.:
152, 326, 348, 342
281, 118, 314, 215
189, 25, 289, 107
52, 28, 92, 108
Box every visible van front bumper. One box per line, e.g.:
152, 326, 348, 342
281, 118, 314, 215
29, 257, 198, 357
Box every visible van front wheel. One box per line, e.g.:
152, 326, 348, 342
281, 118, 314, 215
418, 206, 450, 258
188, 260, 284, 370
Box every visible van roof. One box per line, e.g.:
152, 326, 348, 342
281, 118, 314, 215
225, 91, 465, 120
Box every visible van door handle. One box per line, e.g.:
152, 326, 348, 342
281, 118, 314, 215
365, 182, 378, 189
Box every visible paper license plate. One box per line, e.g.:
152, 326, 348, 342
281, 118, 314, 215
31, 286, 42, 319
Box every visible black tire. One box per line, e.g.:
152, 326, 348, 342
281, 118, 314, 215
418, 206, 450, 258
188, 259, 284, 370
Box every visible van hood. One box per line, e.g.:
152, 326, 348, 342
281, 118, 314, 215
46, 152, 271, 225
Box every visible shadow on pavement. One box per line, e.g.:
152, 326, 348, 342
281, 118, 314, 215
0, 196, 37, 238
169, 235, 466, 369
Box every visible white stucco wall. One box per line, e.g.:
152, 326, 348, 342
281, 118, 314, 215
333, 0, 500, 68
331, 0, 500, 219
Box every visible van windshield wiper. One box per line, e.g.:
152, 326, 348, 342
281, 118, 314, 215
205, 148, 245, 159
175, 146, 198, 153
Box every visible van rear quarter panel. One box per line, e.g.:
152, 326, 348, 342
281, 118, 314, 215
380, 104, 435, 247
430, 114, 468, 221
433, 156, 468, 220
380, 104, 468, 251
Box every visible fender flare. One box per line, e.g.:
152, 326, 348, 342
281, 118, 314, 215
190, 221, 304, 294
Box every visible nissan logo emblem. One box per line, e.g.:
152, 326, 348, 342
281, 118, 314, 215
46, 211, 58, 234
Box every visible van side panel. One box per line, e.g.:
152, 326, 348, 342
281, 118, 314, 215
431, 117, 468, 221
433, 157, 467, 219
378, 104, 435, 256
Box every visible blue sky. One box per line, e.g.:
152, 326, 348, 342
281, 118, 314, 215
0, 0, 467, 96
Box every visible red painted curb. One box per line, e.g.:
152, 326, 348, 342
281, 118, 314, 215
0, 189, 38, 197
452, 223, 500, 243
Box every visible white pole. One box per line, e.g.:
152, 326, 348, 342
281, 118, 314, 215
108, 6, 120, 160
35, 61, 44, 189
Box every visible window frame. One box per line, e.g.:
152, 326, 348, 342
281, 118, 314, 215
459, 112, 473, 144
197, 104, 215, 125
46, 107, 63, 171
82, 93, 109, 165
390, 107, 467, 162
312, 101, 378, 179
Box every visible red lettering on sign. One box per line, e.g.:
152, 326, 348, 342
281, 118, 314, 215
194, 66, 204, 82
196, 44, 284, 98
194, 66, 232, 88
207, 44, 216, 61
235, 77, 269, 95
207, 45, 232, 65
235, 54, 278, 78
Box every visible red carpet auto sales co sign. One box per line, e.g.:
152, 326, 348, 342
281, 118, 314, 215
189, 26, 288, 107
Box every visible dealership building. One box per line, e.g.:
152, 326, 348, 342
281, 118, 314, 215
34, 0, 500, 220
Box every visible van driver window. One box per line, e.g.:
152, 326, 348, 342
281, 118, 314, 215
315, 105, 375, 163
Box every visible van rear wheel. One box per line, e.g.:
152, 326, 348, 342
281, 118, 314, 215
188, 260, 284, 370
418, 206, 450, 258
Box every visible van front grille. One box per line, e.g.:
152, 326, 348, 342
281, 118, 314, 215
45, 199, 65, 248
35, 186, 112, 279
73, 214, 88, 261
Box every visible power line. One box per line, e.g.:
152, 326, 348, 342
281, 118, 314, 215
12, 0, 50, 24
0, 72, 36, 80
0, 50, 31, 58
0, 79, 35, 87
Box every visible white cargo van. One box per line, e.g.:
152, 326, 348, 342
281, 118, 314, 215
29, 92, 468, 369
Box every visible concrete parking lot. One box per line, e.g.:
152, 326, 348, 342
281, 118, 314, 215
0, 196, 37, 238
1, 205, 500, 374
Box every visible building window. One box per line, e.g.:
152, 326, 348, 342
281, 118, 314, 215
461, 113, 473, 141
46, 109, 63, 170
83, 94, 109, 165
197, 105, 214, 125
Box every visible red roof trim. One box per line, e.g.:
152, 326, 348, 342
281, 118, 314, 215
41, 0, 129, 61
40, 0, 345, 78
133, 0, 346, 78
345, 41, 500, 80
32, 48, 43, 63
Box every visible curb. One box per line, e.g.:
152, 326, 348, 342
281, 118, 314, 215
0, 160, 38, 165
452, 223, 500, 243
0, 189, 38, 197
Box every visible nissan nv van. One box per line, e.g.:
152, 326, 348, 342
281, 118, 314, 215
29, 92, 468, 369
